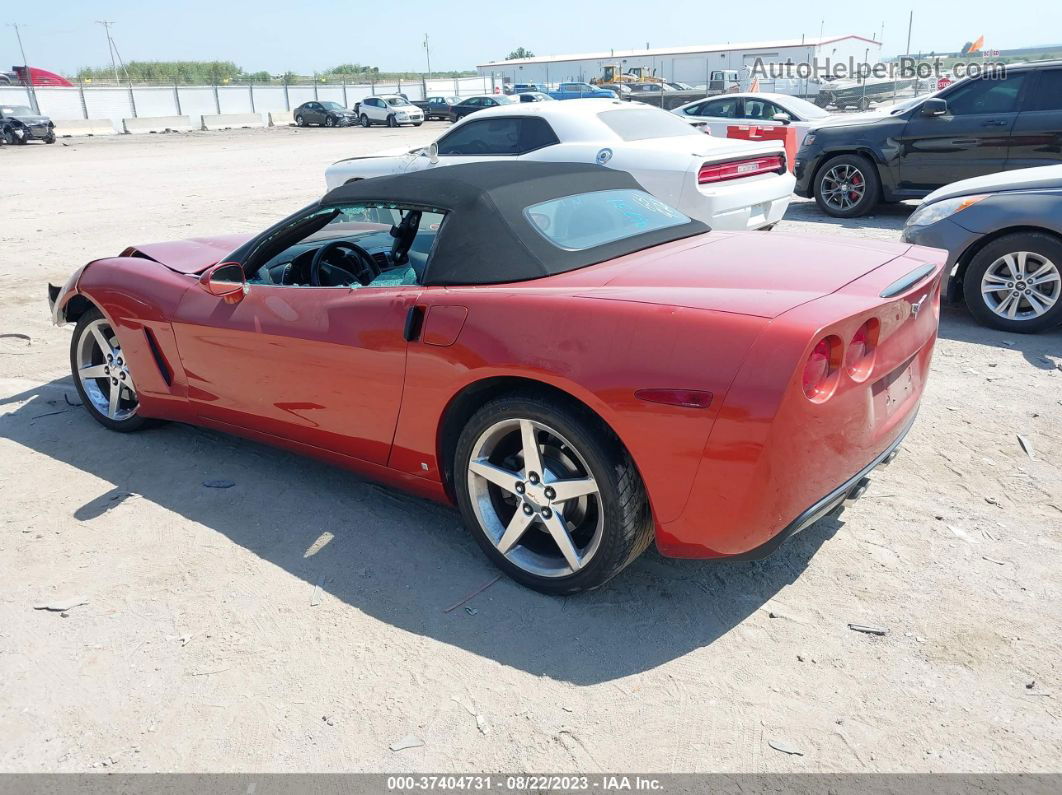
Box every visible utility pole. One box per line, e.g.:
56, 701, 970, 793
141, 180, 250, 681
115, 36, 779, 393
7, 23, 39, 112
423, 33, 431, 80
97, 20, 122, 84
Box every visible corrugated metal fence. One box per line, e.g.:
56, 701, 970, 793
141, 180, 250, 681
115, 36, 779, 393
0, 76, 494, 132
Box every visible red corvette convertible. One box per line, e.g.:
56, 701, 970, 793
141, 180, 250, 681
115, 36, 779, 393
48, 162, 945, 593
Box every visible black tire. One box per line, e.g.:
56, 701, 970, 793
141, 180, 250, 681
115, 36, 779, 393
387, 114, 397, 128
454, 394, 653, 595
962, 231, 1062, 333
413, 122, 423, 127
324, 115, 335, 127
70, 308, 157, 433
813, 153, 880, 218
295, 114, 305, 127
1, 126, 15, 145
360, 113, 370, 128
44, 132, 56, 144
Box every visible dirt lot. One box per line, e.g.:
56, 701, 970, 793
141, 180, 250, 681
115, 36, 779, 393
1, 126, 1060, 773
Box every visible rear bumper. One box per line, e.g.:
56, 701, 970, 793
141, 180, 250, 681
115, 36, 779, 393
725, 411, 915, 560
684, 170, 795, 231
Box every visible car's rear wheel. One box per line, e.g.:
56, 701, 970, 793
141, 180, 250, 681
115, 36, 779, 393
70, 308, 155, 432
814, 154, 880, 218
454, 395, 653, 595
295, 114, 305, 127
360, 114, 370, 128
963, 232, 1062, 333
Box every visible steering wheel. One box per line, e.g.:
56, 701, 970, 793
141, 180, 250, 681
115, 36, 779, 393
309, 240, 380, 287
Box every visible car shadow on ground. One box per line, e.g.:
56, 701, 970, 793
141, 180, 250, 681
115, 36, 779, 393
938, 305, 1062, 366
1, 377, 844, 685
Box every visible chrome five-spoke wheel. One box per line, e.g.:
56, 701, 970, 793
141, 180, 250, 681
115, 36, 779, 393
467, 418, 603, 578
70, 308, 153, 431
980, 251, 1060, 321
455, 395, 653, 594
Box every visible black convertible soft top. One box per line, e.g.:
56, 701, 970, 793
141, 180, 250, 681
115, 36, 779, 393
320, 161, 708, 286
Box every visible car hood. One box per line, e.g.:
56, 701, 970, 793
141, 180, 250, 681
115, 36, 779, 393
568, 232, 917, 318
923, 164, 1062, 204
807, 110, 899, 130
123, 234, 254, 274
7, 113, 51, 124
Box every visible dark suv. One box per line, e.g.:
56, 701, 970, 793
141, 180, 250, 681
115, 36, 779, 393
794, 61, 1062, 217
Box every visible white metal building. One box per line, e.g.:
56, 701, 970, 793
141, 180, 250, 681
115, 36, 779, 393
477, 35, 882, 94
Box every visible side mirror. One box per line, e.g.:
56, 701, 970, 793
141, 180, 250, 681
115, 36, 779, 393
922, 98, 948, 117
771, 112, 792, 124
428, 142, 439, 164
199, 262, 247, 301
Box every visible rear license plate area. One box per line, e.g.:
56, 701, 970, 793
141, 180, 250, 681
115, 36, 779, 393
872, 356, 916, 419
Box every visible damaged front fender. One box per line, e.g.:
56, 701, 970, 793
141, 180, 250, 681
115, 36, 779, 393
47, 264, 88, 326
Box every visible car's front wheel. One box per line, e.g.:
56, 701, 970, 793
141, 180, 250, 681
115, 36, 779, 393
44, 132, 56, 144
324, 115, 335, 127
387, 114, 398, 128
70, 308, 155, 432
814, 154, 880, 218
963, 232, 1062, 333
360, 114, 370, 128
454, 395, 653, 595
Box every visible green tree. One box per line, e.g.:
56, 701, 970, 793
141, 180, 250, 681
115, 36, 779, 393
506, 47, 535, 60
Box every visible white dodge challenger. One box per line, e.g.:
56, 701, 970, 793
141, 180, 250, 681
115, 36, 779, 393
324, 99, 794, 230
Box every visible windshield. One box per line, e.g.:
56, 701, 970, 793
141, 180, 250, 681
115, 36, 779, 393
321, 102, 344, 110
1, 105, 33, 116
775, 95, 830, 119
385, 97, 411, 107
525, 189, 691, 251
597, 108, 699, 141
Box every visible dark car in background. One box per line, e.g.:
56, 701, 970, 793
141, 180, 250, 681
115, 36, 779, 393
414, 95, 461, 120
450, 94, 517, 120
0, 104, 55, 144
795, 61, 1062, 218
293, 101, 357, 128
902, 164, 1062, 333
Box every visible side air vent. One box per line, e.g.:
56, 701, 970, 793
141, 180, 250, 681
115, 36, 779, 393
143, 327, 173, 386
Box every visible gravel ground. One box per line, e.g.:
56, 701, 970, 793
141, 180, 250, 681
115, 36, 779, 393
1, 126, 1060, 773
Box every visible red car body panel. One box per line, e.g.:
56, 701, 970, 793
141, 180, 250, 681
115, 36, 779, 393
52, 231, 946, 559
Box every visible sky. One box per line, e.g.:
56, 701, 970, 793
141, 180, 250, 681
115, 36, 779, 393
5, 0, 1061, 75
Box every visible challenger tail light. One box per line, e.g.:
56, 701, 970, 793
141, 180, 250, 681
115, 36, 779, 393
698, 154, 785, 184
844, 319, 880, 382
802, 335, 841, 402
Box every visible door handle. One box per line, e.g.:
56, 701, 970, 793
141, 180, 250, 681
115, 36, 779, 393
982, 120, 1008, 127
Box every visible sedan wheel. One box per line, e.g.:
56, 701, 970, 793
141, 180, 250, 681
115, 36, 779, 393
295, 114, 305, 127
70, 309, 153, 432
325, 115, 335, 127
455, 395, 653, 594
964, 232, 1062, 333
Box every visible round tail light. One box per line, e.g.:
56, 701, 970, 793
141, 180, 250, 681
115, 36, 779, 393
845, 319, 880, 382
802, 335, 841, 402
